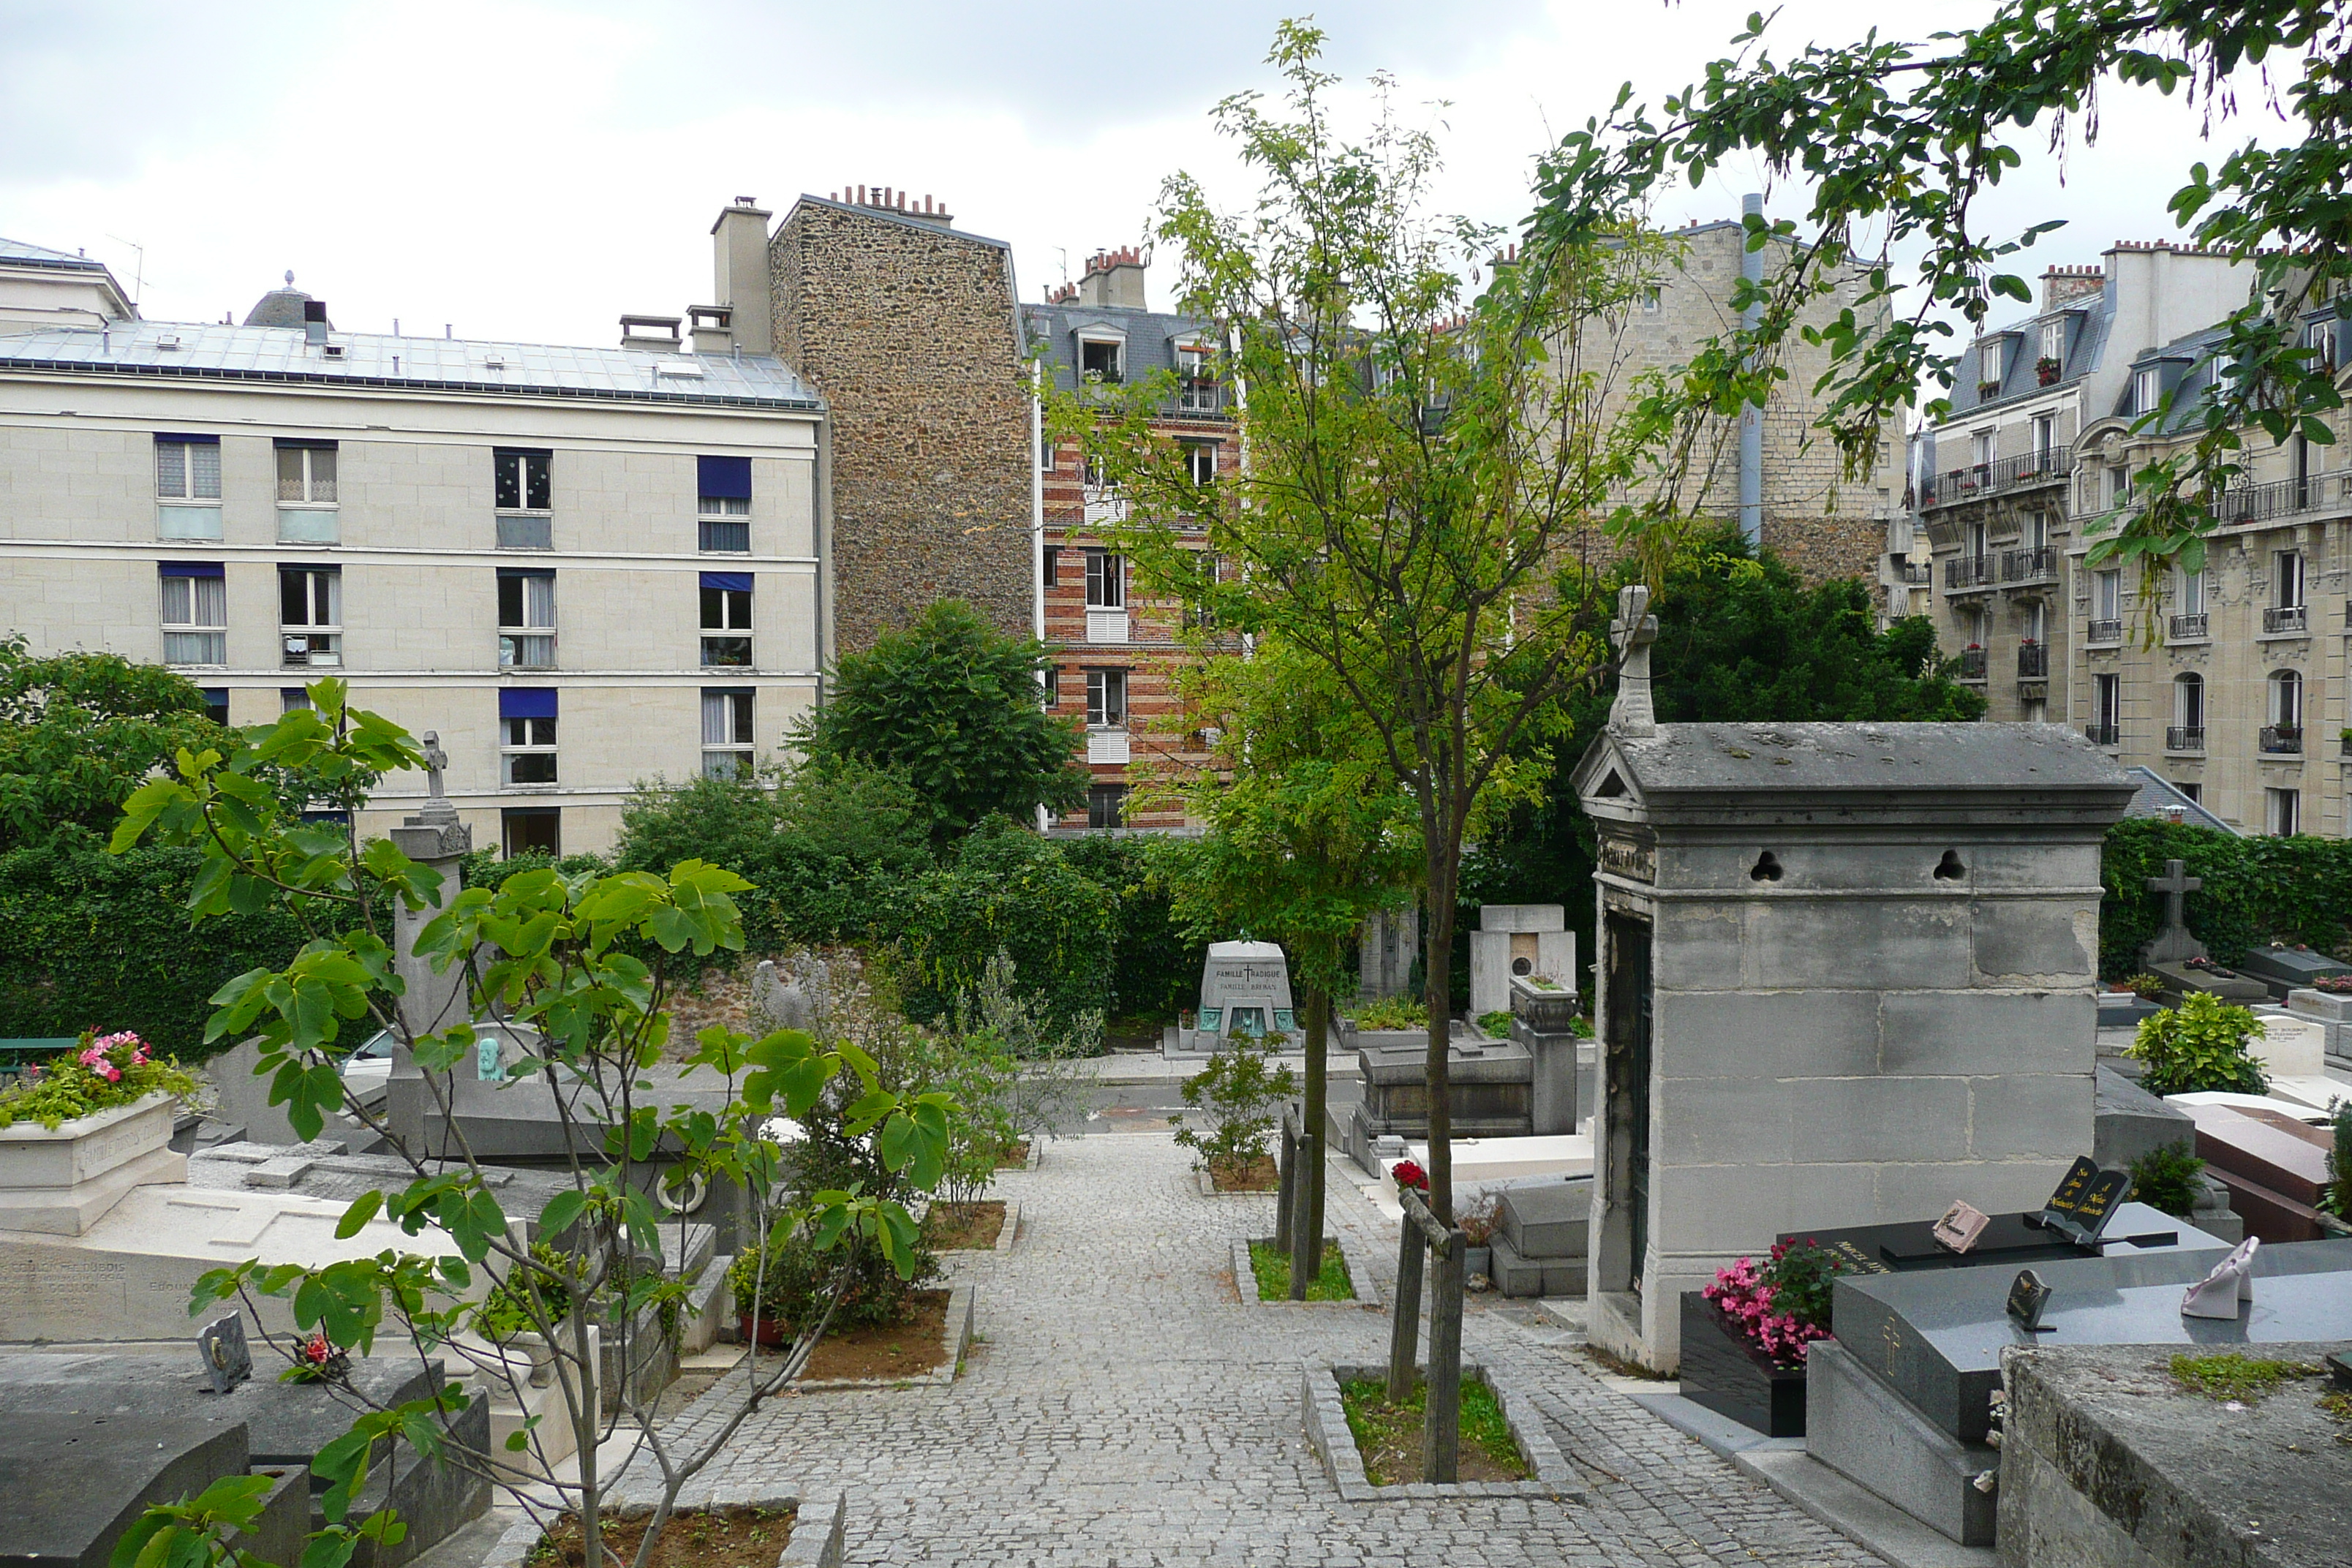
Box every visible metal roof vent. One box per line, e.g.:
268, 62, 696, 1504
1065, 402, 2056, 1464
655, 360, 706, 379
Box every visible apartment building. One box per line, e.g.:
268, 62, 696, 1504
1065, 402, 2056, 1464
1024, 249, 1228, 831
1913, 241, 2255, 734
0, 212, 825, 856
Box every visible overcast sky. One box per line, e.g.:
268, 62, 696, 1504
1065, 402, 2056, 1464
0, 1, 2296, 349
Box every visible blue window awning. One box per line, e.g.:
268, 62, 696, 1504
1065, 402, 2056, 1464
154, 431, 219, 445
159, 560, 225, 578
700, 571, 753, 592
698, 455, 752, 499
500, 688, 559, 720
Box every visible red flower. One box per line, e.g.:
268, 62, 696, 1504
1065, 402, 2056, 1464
1391, 1159, 1428, 1191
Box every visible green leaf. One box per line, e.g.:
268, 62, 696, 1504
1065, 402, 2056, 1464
335, 1191, 383, 1240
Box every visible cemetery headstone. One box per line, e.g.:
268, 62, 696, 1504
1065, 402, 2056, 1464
1570, 614, 2138, 1370
2181, 1101, 2335, 1241
0, 1412, 250, 1568
2138, 858, 2207, 966
1469, 905, 1573, 1018
2231, 942, 2352, 1001
1171, 941, 1294, 1055
195, 1311, 251, 1395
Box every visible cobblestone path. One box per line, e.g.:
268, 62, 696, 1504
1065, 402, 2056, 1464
641, 1133, 1881, 1567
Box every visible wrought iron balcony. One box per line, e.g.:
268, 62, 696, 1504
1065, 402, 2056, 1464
2083, 723, 2119, 747
2260, 724, 2304, 755
1957, 647, 1988, 679
2168, 612, 2209, 640
2166, 725, 2205, 753
2001, 546, 2058, 584
1893, 559, 1931, 585
1945, 555, 1996, 590
2016, 643, 2048, 677
2265, 603, 2310, 634
2214, 473, 2342, 526
1917, 448, 2076, 508
2087, 618, 2123, 644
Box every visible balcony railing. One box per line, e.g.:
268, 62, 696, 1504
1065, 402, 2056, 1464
2087, 618, 2123, 644
1945, 555, 1996, 590
1177, 380, 1224, 415
2214, 473, 2343, 526
1893, 559, 1931, 585
2001, 546, 2058, 584
1957, 648, 1988, 679
2084, 723, 2119, 747
2265, 603, 2310, 634
2166, 725, 2205, 753
2016, 643, 2048, 677
1918, 448, 2076, 508
2261, 724, 2304, 755
2169, 612, 2209, 640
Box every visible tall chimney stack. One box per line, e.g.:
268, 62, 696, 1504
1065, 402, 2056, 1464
711, 196, 773, 356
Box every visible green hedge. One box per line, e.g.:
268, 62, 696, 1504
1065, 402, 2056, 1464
2100, 818, 2352, 977
0, 835, 308, 1062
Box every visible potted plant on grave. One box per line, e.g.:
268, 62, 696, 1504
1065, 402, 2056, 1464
1458, 1194, 1501, 1286
0, 1030, 198, 1218
1679, 1239, 1848, 1437
2127, 991, 2269, 1096
0, 1030, 195, 1131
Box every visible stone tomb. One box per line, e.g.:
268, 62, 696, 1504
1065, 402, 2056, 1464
0, 1411, 306, 1568
2231, 942, 2352, 1002
2179, 1101, 2338, 1243
1468, 905, 1574, 1019
1571, 650, 2138, 1369
1344, 1030, 1534, 1170
1169, 941, 1295, 1056
2283, 985, 2352, 1071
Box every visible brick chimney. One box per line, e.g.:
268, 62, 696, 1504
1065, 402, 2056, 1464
710, 196, 773, 355
1076, 246, 1147, 310
2040, 263, 2106, 312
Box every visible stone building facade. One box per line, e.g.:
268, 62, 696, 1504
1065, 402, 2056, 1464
766, 189, 1034, 655
1911, 241, 2254, 735
1025, 249, 1229, 831
0, 222, 826, 855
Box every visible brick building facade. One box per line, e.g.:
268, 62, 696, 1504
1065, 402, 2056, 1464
767, 189, 1034, 655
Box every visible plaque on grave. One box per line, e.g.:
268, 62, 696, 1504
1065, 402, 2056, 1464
1782, 1199, 2183, 1277
2034, 1158, 2135, 1247
2181, 1237, 2259, 1319
1931, 1201, 1989, 1254
195, 1311, 250, 1394
2005, 1269, 2053, 1332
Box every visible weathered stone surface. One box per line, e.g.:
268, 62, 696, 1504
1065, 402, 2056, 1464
2093, 1065, 2195, 1171
1999, 1339, 2352, 1567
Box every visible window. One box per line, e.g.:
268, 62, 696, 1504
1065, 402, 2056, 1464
2134, 367, 2162, 415
280, 687, 312, 715
1082, 455, 1108, 490
2276, 550, 2307, 608
2174, 672, 2205, 728
697, 456, 751, 553
1085, 551, 1124, 609
499, 690, 557, 785
2024, 510, 2049, 550
1039, 438, 1055, 473
1980, 342, 2003, 387
1088, 783, 1128, 829
701, 688, 753, 777
1183, 442, 1218, 486
1085, 668, 1127, 728
2272, 668, 2304, 728
700, 572, 753, 667
279, 565, 342, 668
502, 807, 560, 858
2092, 672, 2121, 744
1966, 520, 1989, 561
2304, 318, 2336, 372
495, 449, 551, 512
1042, 546, 1061, 589
2093, 568, 2122, 621
1971, 429, 1994, 471
200, 687, 230, 727
2022, 698, 2048, 723
1641, 284, 1662, 313
2269, 788, 2302, 837
2021, 599, 2045, 644
2031, 414, 2057, 459
2177, 781, 2201, 803
1042, 666, 1060, 706
1079, 337, 1123, 384
2040, 320, 2065, 365
2108, 464, 2131, 508
276, 442, 337, 504
157, 436, 222, 500
160, 563, 227, 666
1177, 342, 1219, 411
2178, 568, 2208, 617
1183, 551, 1221, 631
497, 568, 556, 667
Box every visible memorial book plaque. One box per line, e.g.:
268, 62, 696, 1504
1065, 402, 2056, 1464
1931, 1200, 1990, 1254
2005, 1269, 2053, 1332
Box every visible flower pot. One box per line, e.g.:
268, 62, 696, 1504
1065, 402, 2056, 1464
1678, 1291, 1808, 1437
739, 1311, 791, 1349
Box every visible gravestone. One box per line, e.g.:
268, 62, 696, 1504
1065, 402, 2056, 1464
2232, 942, 2352, 1001
1170, 941, 1294, 1055
384, 733, 473, 1156
1345, 1031, 1533, 1164
2180, 1101, 2334, 1242
1489, 1175, 1590, 1297
2147, 957, 2269, 1007
1356, 905, 1419, 1001
1469, 905, 1574, 1018
2139, 859, 2207, 965
1570, 585, 2138, 1371
2282, 985, 2352, 1071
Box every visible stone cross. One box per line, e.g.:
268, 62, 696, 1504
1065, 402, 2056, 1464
2141, 857, 2209, 966
1609, 584, 1659, 737
422, 731, 449, 801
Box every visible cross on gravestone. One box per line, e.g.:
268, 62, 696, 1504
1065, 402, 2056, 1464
1609, 584, 1659, 737
2141, 858, 2209, 966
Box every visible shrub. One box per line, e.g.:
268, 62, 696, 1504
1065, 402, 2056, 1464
2124, 973, 2166, 1002
2128, 1140, 2207, 1218
2323, 1102, 2352, 1219
1171, 1036, 1297, 1179
470, 1242, 584, 1342
1349, 994, 1428, 1030
728, 1229, 929, 1334
1475, 1009, 1515, 1038
894, 821, 1116, 1032
2098, 818, 2352, 978
2128, 992, 2269, 1096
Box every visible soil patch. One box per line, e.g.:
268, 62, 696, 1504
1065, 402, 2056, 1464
924, 1200, 1006, 1250
799, 1289, 951, 1382
995, 1141, 1030, 1170
1338, 1374, 1530, 1485
532, 1506, 794, 1568
1209, 1154, 1278, 1192
1248, 1239, 1355, 1301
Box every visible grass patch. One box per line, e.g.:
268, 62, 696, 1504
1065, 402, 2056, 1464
1247, 1239, 1354, 1301
2168, 1352, 2323, 1403
1338, 1373, 1529, 1485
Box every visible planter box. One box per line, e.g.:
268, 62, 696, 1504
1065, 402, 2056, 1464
0, 1091, 185, 1235
483, 1492, 845, 1568
1300, 1360, 1582, 1501
1233, 1235, 1384, 1308
1676, 1290, 1807, 1437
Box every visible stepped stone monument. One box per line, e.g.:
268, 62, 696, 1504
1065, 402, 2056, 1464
1569, 584, 2137, 1372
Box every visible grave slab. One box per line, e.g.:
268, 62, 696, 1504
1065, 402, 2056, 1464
2179, 1103, 2332, 1242
1999, 1339, 2352, 1568
2231, 943, 2352, 1001
0, 1411, 246, 1568
1828, 1236, 2351, 1446
2092, 1066, 2196, 1172
1805, 1341, 1996, 1547
1787, 1200, 2199, 1285
2148, 959, 2269, 1008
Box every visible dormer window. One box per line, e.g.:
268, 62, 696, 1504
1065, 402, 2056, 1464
1176, 342, 1218, 411
2040, 321, 2064, 365
1080, 336, 1123, 384
2134, 366, 2162, 416
1979, 341, 2004, 389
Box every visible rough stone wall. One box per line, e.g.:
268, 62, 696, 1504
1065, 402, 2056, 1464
770, 201, 1034, 653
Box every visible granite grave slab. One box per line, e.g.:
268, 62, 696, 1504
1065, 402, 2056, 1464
2182, 1101, 2334, 1241
0, 1411, 247, 1568
2232, 943, 2352, 1002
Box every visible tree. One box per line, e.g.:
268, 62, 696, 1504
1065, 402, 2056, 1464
804, 599, 1085, 843
0, 635, 226, 850
1534, 1, 2352, 613
113, 678, 954, 1568
1156, 644, 1420, 1283
1065, 22, 1667, 1226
